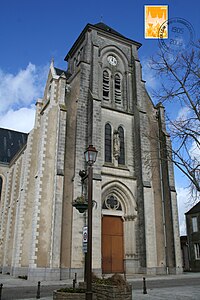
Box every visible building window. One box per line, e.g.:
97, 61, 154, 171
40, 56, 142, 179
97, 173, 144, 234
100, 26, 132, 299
105, 123, 112, 162
73, 57, 77, 72
103, 70, 110, 101
47, 84, 51, 101
102, 195, 122, 211
118, 126, 125, 165
77, 51, 81, 65
194, 243, 200, 260
0, 176, 2, 201
114, 74, 122, 104
192, 216, 198, 232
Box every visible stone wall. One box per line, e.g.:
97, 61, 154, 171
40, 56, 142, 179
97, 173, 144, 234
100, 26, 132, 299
93, 284, 132, 300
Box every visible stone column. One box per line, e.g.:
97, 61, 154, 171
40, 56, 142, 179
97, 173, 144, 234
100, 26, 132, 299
124, 215, 139, 274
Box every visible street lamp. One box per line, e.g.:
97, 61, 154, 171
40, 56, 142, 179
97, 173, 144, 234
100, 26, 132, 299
84, 145, 98, 300
84, 145, 98, 166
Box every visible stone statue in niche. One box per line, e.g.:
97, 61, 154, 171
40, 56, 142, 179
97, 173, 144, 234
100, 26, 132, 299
113, 129, 120, 159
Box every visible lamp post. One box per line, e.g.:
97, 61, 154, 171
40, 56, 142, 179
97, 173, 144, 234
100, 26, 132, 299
84, 145, 98, 300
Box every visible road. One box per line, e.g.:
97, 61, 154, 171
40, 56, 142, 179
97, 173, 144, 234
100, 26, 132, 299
131, 276, 200, 289
1, 275, 200, 299
131, 276, 200, 300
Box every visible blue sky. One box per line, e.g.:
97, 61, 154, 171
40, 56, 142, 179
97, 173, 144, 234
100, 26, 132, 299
0, 0, 199, 234
1, 0, 199, 73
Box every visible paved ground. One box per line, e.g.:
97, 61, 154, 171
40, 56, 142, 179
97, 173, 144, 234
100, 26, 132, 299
131, 273, 200, 299
0, 272, 200, 299
133, 287, 200, 299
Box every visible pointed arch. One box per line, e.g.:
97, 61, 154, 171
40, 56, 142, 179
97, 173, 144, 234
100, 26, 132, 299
102, 180, 137, 217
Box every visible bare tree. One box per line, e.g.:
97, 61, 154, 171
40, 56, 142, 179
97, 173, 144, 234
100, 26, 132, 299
150, 43, 200, 200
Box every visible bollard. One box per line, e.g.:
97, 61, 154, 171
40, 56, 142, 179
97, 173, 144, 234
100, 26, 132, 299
143, 277, 147, 294
0, 284, 3, 300
36, 281, 40, 299
75, 272, 77, 283
73, 272, 77, 290
73, 279, 76, 290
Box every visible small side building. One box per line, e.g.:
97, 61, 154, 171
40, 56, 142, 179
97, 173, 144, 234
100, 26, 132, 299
185, 202, 200, 271
180, 235, 190, 271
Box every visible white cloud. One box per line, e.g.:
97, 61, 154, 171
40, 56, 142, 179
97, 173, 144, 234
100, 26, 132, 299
0, 105, 36, 133
0, 63, 48, 133
141, 57, 159, 93
189, 138, 200, 161
176, 106, 191, 120
0, 63, 47, 114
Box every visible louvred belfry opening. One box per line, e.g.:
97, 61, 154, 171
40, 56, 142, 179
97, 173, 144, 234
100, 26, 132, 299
114, 74, 122, 104
103, 70, 110, 101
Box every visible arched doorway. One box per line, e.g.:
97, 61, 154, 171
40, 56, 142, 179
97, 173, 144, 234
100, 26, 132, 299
101, 181, 138, 275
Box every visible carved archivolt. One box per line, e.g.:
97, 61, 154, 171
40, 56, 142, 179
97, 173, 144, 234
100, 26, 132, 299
101, 180, 137, 217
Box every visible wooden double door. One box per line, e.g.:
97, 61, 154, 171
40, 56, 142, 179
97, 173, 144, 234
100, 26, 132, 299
102, 216, 124, 273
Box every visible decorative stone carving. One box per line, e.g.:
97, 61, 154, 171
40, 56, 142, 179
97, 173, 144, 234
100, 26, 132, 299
124, 215, 137, 221
102, 195, 122, 211
113, 130, 120, 159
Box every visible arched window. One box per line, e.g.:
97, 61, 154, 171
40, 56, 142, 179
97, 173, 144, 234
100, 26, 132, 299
47, 84, 51, 101
0, 176, 3, 201
77, 52, 81, 65
103, 70, 110, 101
114, 74, 122, 104
105, 123, 112, 162
73, 57, 77, 72
118, 126, 125, 165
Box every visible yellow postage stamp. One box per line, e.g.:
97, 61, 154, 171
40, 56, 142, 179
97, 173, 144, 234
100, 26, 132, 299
145, 5, 168, 39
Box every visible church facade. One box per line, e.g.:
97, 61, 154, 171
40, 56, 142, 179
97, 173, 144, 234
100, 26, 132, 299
0, 23, 182, 281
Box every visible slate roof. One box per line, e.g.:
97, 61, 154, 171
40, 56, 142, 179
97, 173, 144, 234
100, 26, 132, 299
65, 22, 141, 61
94, 22, 126, 39
0, 128, 28, 164
185, 201, 200, 215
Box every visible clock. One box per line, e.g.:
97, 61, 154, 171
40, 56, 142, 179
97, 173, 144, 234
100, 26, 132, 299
107, 55, 117, 66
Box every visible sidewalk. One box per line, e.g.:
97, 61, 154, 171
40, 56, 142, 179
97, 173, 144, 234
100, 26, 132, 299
129, 272, 200, 299
0, 272, 200, 299
133, 286, 200, 300
0, 273, 74, 288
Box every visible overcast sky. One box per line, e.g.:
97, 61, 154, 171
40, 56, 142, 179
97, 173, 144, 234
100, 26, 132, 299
0, 0, 199, 234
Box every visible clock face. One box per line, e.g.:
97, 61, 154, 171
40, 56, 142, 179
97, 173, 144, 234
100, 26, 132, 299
107, 55, 117, 66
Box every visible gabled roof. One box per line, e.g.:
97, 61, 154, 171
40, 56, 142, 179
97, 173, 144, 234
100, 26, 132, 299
0, 128, 28, 164
185, 201, 200, 215
65, 22, 141, 61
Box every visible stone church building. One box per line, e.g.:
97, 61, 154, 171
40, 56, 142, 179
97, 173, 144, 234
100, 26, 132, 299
0, 23, 182, 280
